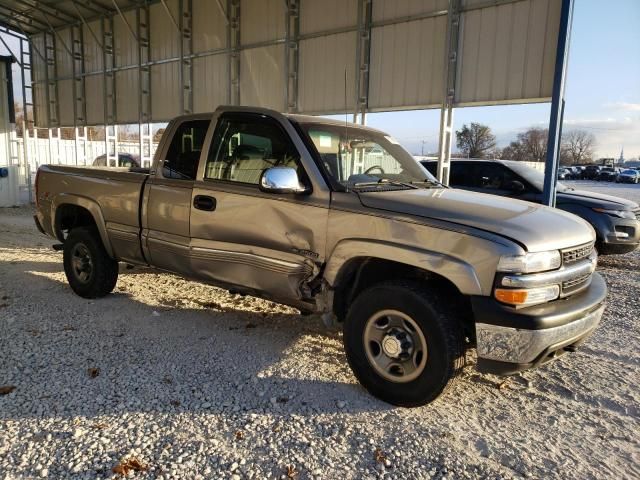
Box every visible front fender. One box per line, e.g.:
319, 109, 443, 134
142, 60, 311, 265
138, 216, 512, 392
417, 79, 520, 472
51, 193, 115, 258
324, 239, 484, 296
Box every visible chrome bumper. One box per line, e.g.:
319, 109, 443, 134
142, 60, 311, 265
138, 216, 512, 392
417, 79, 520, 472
475, 305, 604, 364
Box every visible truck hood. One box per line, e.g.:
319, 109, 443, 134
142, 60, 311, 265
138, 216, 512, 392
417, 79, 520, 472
357, 188, 595, 252
557, 188, 639, 210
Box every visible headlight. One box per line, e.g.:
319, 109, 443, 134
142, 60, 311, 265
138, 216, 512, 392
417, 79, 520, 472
495, 285, 560, 306
497, 250, 561, 273
592, 208, 636, 219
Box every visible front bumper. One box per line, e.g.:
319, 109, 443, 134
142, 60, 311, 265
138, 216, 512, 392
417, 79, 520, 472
472, 272, 607, 375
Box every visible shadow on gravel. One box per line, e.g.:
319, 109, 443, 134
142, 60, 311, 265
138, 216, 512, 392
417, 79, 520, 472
0, 263, 395, 424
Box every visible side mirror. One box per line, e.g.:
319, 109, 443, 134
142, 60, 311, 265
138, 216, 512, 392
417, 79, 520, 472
259, 167, 308, 194
505, 180, 525, 193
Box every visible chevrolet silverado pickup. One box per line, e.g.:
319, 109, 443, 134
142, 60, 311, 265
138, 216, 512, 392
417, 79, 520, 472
34, 106, 607, 406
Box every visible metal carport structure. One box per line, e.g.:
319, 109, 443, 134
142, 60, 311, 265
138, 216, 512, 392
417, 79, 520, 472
0, 0, 572, 204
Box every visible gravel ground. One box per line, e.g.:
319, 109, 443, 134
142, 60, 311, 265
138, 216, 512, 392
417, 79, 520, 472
1, 181, 639, 480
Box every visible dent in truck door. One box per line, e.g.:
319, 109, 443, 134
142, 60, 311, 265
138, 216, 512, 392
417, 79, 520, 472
189, 112, 329, 303
143, 117, 212, 275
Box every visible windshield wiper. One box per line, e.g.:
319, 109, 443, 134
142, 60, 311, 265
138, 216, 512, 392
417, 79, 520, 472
410, 178, 445, 188
352, 178, 418, 189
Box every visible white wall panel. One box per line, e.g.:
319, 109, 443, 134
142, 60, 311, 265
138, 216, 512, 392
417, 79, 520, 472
113, 9, 138, 67
240, 45, 285, 111
151, 62, 181, 121
85, 75, 105, 125
456, 0, 561, 104
82, 20, 103, 73
368, 15, 446, 110
115, 69, 139, 123
54, 28, 73, 78
193, 0, 227, 53
150, 0, 180, 61
298, 32, 357, 113
299, 0, 357, 35
193, 55, 229, 112
57, 79, 74, 126
31, 34, 48, 127
29, 0, 563, 126
241, 0, 285, 45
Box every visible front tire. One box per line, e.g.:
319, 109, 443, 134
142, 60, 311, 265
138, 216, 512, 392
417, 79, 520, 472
63, 227, 119, 298
343, 281, 465, 407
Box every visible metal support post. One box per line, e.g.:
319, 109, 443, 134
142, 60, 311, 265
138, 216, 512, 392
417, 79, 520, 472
138, 3, 151, 124
102, 15, 117, 166
19, 37, 34, 131
71, 23, 86, 125
354, 0, 372, 125
436, 0, 461, 185
228, 0, 241, 105
542, 0, 574, 207
285, 0, 299, 113
43, 31, 60, 127
74, 126, 88, 165
180, 0, 193, 114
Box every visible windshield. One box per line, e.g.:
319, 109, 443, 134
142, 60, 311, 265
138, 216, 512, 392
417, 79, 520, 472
505, 162, 568, 192
622, 169, 636, 174
296, 122, 438, 189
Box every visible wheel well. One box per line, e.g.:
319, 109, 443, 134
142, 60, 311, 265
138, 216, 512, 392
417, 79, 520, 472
55, 204, 97, 241
332, 257, 475, 339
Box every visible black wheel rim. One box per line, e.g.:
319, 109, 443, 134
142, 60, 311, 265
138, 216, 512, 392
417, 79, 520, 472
71, 243, 93, 284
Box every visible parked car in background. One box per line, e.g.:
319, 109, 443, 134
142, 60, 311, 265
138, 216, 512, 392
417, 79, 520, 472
93, 153, 141, 168
597, 167, 620, 182
422, 159, 640, 255
557, 168, 570, 180
584, 165, 601, 180
565, 166, 581, 179
617, 169, 640, 184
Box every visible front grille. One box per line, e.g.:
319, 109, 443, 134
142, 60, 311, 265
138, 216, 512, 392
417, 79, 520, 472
562, 243, 594, 265
562, 273, 591, 291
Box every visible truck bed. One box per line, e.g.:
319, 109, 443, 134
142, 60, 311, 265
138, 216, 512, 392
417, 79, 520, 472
35, 164, 149, 265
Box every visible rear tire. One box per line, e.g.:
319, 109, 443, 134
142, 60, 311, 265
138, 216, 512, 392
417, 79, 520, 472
343, 281, 465, 407
63, 227, 119, 298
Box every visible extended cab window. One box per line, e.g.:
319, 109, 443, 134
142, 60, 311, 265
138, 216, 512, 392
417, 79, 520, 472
205, 114, 301, 185
162, 120, 210, 180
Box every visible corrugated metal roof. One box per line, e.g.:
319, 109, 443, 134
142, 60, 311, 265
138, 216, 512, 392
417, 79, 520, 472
0, 0, 148, 35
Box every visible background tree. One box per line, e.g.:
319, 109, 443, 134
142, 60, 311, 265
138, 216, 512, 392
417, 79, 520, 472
455, 123, 496, 158
560, 129, 596, 165
501, 127, 548, 162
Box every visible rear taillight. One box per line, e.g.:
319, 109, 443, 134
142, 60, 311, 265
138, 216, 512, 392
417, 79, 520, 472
34, 168, 40, 207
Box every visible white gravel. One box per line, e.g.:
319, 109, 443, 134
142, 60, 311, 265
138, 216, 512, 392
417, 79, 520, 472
1, 182, 639, 479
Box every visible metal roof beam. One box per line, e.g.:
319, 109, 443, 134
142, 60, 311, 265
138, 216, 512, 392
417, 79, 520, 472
19, 0, 78, 24
0, 4, 50, 30
70, 1, 104, 50
159, 0, 180, 33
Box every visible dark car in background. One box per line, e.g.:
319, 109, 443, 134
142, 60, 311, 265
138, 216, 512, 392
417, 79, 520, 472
583, 165, 601, 180
557, 168, 570, 180
617, 169, 640, 184
597, 167, 620, 182
422, 159, 640, 255
93, 153, 141, 168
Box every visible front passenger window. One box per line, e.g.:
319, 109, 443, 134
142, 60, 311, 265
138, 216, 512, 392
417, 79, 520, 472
205, 114, 302, 185
162, 120, 210, 180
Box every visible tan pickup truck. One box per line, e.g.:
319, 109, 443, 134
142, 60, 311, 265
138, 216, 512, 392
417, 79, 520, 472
34, 106, 607, 406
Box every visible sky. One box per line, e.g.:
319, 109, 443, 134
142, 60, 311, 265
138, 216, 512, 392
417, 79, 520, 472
362, 0, 640, 160
1, 0, 638, 160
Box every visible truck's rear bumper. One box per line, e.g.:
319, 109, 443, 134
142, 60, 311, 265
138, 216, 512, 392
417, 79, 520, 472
471, 272, 607, 375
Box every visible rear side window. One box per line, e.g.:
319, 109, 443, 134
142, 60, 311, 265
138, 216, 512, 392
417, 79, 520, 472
162, 120, 210, 180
